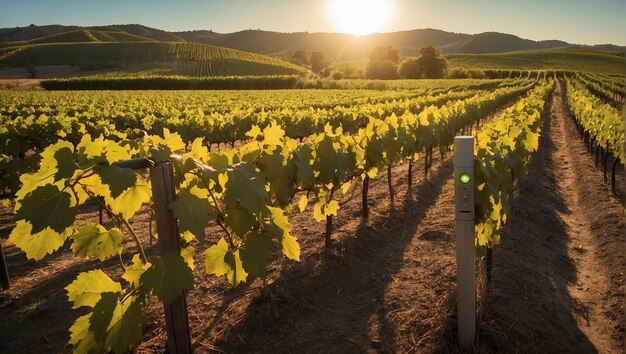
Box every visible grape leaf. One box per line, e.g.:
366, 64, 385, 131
162, 128, 186, 152
108, 184, 151, 220
240, 231, 272, 277
40, 141, 75, 182
297, 195, 308, 213
325, 200, 340, 217
224, 206, 257, 237
77, 134, 105, 164
168, 188, 211, 241
66, 270, 122, 309
293, 145, 314, 188
70, 224, 123, 261
181, 246, 195, 271
15, 184, 77, 234
122, 254, 151, 288
524, 131, 540, 151
245, 124, 262, 140
89, 292, 145, 354
266, 206, 300, 261
77, 135, 130, 165
69, 314, 102, 354
224, 163, 266, 214
204, 238, 229, 278
97, 165, 136, 198
187, 138, 209, 161
263, 122, 285, 146
8, 220, 70, 261
141, 251, 194, 304
204, 238, 248, 286
149, 145, 171, 163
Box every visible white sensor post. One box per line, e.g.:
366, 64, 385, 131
454, 136, 475, 351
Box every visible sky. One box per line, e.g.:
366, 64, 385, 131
1, 0, 625, 45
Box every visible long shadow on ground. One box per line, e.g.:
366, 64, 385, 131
474, 84, 597, 352
217, 159, 455, 353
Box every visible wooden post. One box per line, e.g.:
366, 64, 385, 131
1, 240, 9, 290
150, 162, 192, 354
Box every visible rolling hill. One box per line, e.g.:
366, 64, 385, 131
332, 48, 625, 76
0, 24, 623, 79
173, 28, 473, 59
0, 39, 302, 77
2, 29, 158, 47
1, 24, 624, 61
0, 24, 184, 43
455, 32, 570, 54
447, 49, 625, 75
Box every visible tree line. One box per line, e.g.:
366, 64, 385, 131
290, 45, 449, 80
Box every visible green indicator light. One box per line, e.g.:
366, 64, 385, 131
459, 172, 471, 184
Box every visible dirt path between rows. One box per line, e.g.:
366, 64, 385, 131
477, 80, 624, 352
554, 81, 621, 353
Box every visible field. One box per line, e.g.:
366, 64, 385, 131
332, 48, 626, 76
0, 74, 624, 353
0, 41, 302, 77
447, 49, 626, 75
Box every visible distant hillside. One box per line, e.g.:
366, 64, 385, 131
0, 41, 302, 77
0, 24, 80, 42
0, 24, 184, 43
0, 29, 157, 49
0, 24, 624, 78
174, 28, 472, 59
447, 49, 625, 75
456, 32, 570, 54
2, 24, 624, 61
23, 29, 157, 45
101, 24, 185, 42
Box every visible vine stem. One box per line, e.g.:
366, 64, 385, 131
197, 171, 238, 248
119, 217, 148, 264
118, 253, 127, 271
121, 287, 142, 304
79, 183, 148, 264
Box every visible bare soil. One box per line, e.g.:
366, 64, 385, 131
0, 79, 41, 90
0, 81, 623, 353
475, 80, 624, 353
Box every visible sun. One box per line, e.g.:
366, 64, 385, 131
328, 0, 393, 36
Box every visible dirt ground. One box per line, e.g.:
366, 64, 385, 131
0, 79, 41, 90
475, 81, 625, 353
0, 81, 623, 353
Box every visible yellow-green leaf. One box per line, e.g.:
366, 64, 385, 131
66, 270, 122, 309
70, 224, 123, 261
8, 220, 70, 261
297, 195, 308, 213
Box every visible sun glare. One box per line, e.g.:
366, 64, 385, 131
328, 0, 393, 36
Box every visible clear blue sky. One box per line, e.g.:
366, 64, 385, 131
1, 0, 624, 45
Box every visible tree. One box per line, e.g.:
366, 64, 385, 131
365, 60, 398, 80
26, 65, 36, 79
291, 50, 309, 66
365, 45, 399, 79
415, 46, 448, 79
398, 57, 420, 79
333, 63, 362, 79
331, 70, 344, 80
309, 51, 330, 73
369, 45, 399, 64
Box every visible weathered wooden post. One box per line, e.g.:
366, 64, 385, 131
150, 162, 192, 354
1, 240, 10, 290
